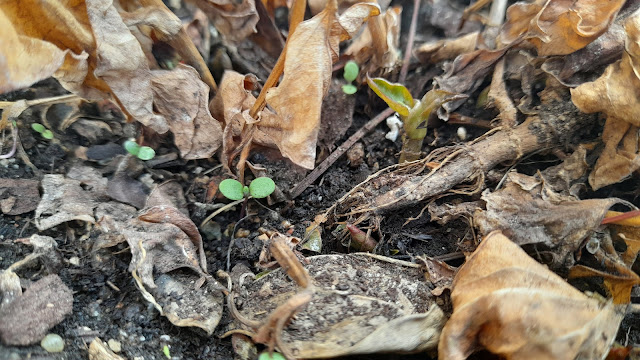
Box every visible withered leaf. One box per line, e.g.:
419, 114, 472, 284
0, 178, 40, 215
439, 231, 624, 360
260, 0, 380, 169
187, 0, 259, 42
35, 174, 98, 231
500, 0, 625, 56
151, 64, 222, 159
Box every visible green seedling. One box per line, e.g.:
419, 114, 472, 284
31, 123, 54, 140
162, 344, 171, 359
219, 177, 276, 201
367, 75, 462, 163
258, 352, 286, 360
123, 139, 156, 161
342, 60, 359, 95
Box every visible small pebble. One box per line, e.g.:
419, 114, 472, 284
346, 142, 365, 168
68, 256, 80, 266
159, 334, 171, 342
139, 335, 146, 342
457, 126, 467, 141
41, 333, 64, 353
108, 339, 122, 353
193, 167, 203, 174
235, 228, 250, 238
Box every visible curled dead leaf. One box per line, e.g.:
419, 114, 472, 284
439, 231, 624, 360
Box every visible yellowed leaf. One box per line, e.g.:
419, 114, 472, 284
151, 64, 222, 159
439, 231, 624, 360
500, 0, 625, 56
259, 0, 380, 169
569, 265, 640, 305
571, 11, 640, 190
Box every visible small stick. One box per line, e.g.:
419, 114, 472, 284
289, 108, 394, 199
398, 0, 420, 83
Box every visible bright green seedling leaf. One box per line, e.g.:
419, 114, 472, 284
342, 84, 357, 94
219, 179, 245, 200
258, 352, 286, 360
343, 60, 359, 82
123, 140, 140, 156
366, 76, 414, 117
163, 345, 171, 359
137, 146, 156, 160
31, 123, 46, 133
41, 130, 54, 139
249, 177, 275, 199
243, 186, 249, 196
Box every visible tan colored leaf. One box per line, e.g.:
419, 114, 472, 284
0, 10, 68, 93
500, 0, 625, 56
439, 231, 624, 360
260, 0, 380, 169
35, 174, 98, 231
415, 31, 479, 65
571, 11, 640, 190
187, 0, 259, 42
151, 64, 222, 159
344, 6, 401, 75
570, 265, 640, 305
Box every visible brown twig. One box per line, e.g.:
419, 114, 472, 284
398, 0, 420, 83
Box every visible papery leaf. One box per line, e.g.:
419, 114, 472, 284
418, 89, 463, 120
439, 231, 623, 360
569, 265, 640, 305
259, 0, 380, 169
366, 76, 413, 117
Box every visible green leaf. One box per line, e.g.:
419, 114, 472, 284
124, 140, 140, 156
137, 146, 156, 160
343, 60, 359, 82
219, 179, 245, 200
342, 84, 357, 94
163, 345, 171, 359
41, 130, 54, 140
366, 76, 414, 117
258, 352, 286, 360
249, 177, 275, 199
31, 123, 46, 133
417, 89, 462, 120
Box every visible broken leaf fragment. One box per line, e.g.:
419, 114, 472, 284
439, 231, 624, 360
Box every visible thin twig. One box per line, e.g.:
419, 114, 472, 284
200, 199, 243, 228
289, 108, 394, 199
398, 0, 421, 83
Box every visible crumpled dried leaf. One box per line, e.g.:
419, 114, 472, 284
439, 231, 624, 360
415, 32, 479, 65
151, 64, 222, 159
259, 0, 380, 168
234, 253, 445, 358
188, 0, 259, 42
0, 9, 67, 93
35, 174, 98, 231
571, 11, 640, 190
88, 337, 126, 360
500, 0, 626, 56
474, 172, 621, 269
0, 178, 40, 215
344, 6, 401, 75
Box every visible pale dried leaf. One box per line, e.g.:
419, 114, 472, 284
0, 178, 40, 215
415, 31, 479, 65
151, 64, 222, 159
235, 253, 445, 358
35, 174, 98, 231
500, 0, 625, 56
261, 0, 380, 168
439, 231, 624, 360
188, 0, 259, 42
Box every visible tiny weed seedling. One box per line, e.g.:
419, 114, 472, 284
123, 139, 156, 161
31, 123, 54, 140
367, 75, 462, 162
342, 60, 359, 95
258, 352, 286, 360
219, 177, 275, 201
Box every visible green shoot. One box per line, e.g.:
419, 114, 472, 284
163, 345, 171, 359
342, 60, 359, 95
366, 75, 461, 163
31, 123, 54, 140
258, 352, 286, 360
219, 177, 276, 201
123, 139, 156, 161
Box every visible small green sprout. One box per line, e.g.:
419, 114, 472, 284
31, 123, 54, 140
367, 75, 462, 163
342, 60, 359, 95
162, 344, 171, 359
123, 139, 156, 161
219, 177, 275, 201
258, 352, 286, 360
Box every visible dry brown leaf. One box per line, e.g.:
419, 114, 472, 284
439, 231, 624, 360
151, 64, 222, 159
0, 178, 40, 215
35, 174, 98, 231
500, 0, 626, 56
414, 31, 479, 65
0, 9, 68, 93
571, 11, 640, 190
474, 172, 621, 269
187, 0, 259, 42
344, 6, 401, 75
570, 265, 640, 305
259, 0, 380, 169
